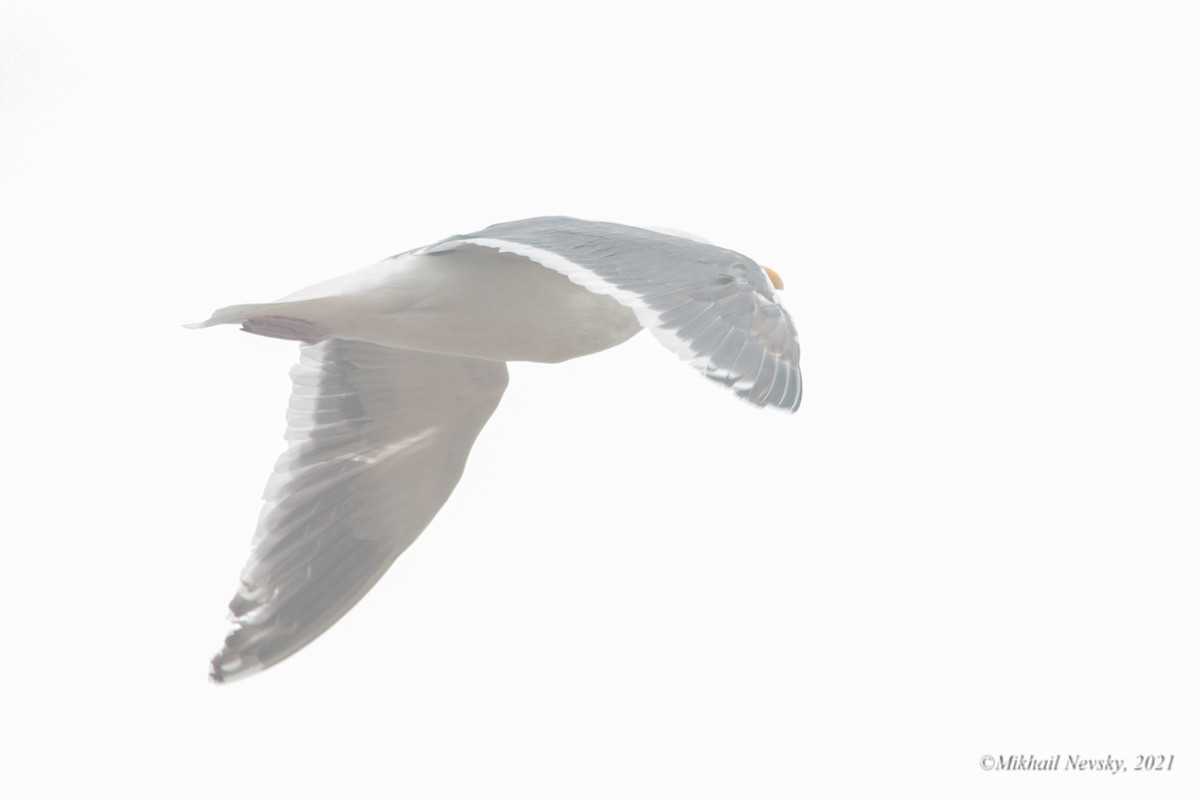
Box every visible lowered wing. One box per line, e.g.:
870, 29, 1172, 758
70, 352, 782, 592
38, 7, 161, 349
211, 339, 507, 682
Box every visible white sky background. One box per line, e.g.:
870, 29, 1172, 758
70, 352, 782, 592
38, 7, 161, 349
3, 1, 1198, 797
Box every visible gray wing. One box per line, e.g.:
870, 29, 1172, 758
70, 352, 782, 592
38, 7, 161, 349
416, 216, 801, 411
211, 340, 507, 682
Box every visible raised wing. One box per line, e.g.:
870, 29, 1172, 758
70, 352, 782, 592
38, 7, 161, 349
417, 217, 801, 411
211, 339, 507, 682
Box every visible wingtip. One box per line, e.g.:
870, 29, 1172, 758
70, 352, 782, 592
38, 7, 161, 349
209, 626, 266, 685
209, 649, 263, 685
209, 646, 235, 684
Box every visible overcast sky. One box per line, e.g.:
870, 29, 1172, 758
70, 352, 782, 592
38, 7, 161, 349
3, 1, 1197, 798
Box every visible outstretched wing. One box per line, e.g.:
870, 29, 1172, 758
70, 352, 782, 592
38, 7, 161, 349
212, 339, 508, 682
416, 217, 801, 411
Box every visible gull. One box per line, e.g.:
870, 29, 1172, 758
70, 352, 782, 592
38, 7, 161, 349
190, 216, 801, 682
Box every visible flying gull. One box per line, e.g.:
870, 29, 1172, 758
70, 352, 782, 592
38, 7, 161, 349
189, 216, 802, 682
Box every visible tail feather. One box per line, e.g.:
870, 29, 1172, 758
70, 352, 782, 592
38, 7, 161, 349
186, 302, 291, 329
184, 299, 336, 335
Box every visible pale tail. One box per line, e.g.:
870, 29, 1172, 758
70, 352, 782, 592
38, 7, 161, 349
184, 299, 334, 341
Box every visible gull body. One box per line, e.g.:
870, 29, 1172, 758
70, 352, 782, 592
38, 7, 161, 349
191, 216, 801, 682
262, 246, 642, 362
